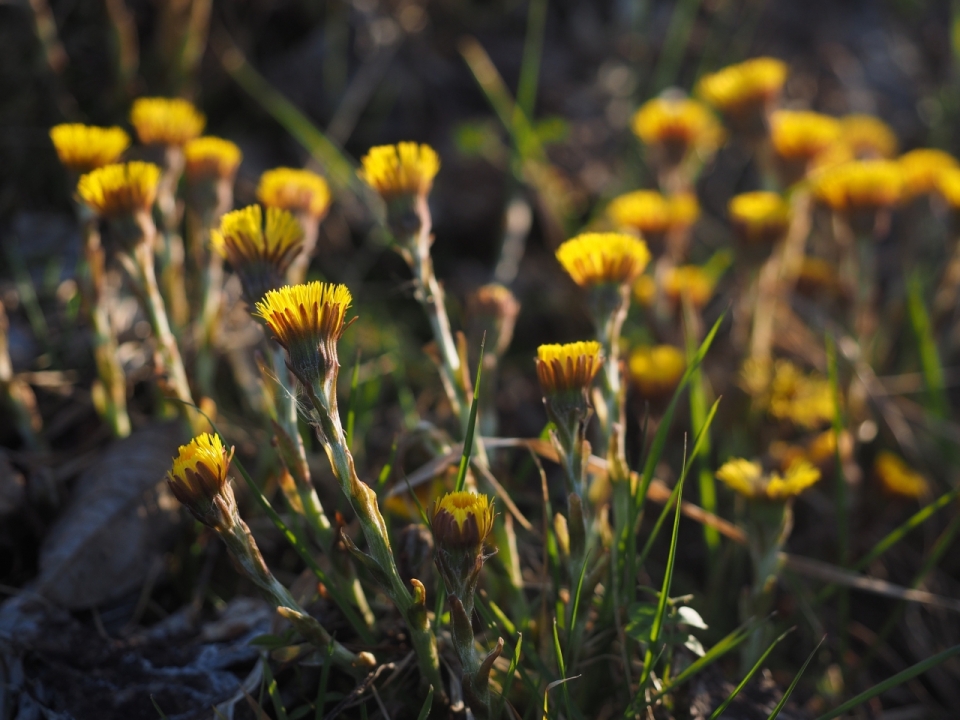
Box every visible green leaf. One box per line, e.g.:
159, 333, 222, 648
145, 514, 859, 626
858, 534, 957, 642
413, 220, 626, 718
710, 627, 794, 719
907, 270, 948, 418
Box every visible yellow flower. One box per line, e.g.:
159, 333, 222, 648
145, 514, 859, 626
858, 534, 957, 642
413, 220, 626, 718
716, 457, 821, 501
899, 148, 958, 198
630, 96, 723, 159
608, 191, 671, 236
358, 142, 440, 199
184, 136, 242, 181
257, 167, 332, 218
633, 274, 656, 306
431, 491, 495, 547
669, 192, 701, 228
728, 191, 791, 244
536, 341, 603, 396
211, 205, 304, 303
874, 451, 929, 498
166, 433, 236, 526
812, 160, 902, 213
840, 115, 898, 158
76, 161, 162, 218
130, 97, 205, 146
770, 110, 842, 162
663, 265, 714, 308
937, 167, 960, 209
49, 124, 130, 173
696, 57, 788, 115
628, 344, 686, 398
767, 360, 835, 429
255, 282, 353, 385
556, 232, 651, 287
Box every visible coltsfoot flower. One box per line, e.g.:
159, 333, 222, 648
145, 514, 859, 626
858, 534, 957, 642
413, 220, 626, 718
257, 167, 332, 219
431, 491, 496, 549
937, 167, 960, 209
628, 344, 686, 399
130, 97, 206, 146
663, 264, 715, 309
899, 148, 958, 199
840, 115, 898, 159
607, 190, 671, 240
77, 161, 162, 219
813, 159, 902, 214
874, 451, 929, 499
359, 142, 440, 200
729, 191, 791, 245
556, 232, 651, 288
716, 457, 821, 501
212, 205, 304, 304
630, 96, 723, 165
770, 110, 841, 163
767, 360, 835, 430
50, 124, 130, 173
166, 433, 237, 528
465, 283, 520, 360
255, 282, 353, 396
535, 341, 604, 398
185, 136, 243, 182
696, 57, 787, 133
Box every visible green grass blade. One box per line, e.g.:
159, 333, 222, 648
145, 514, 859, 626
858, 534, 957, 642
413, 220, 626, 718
498, 632, 523, 717
815, 643, 960, 720
415, 685, 434, 720
262, 657, 290, 720
346, 350, 362, 451
767, 635, 824, 719
454, 335, 485, 492
516, 0, 547, 118
907, 271, 949, 418
710, 627, 794, 719
315, 642, 334, 720
150, 696, 170, 719
636, 398, 721, 571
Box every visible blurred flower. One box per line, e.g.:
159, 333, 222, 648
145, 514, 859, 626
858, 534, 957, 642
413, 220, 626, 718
130, 97, 205, 146
633, 274, 656, 306
166, 432, 236, 528
184, 137, 242, 182
535, 341, 603, 397
608, 190, 671, 237
431, 491, 496, 549
936, 167, 960, 209
50, 124, 130, 173
770, 110, 841, 163
255, 282, 353, 390
77, 161, 161, 219
716, 457, 821, 501
812, 160, 902, 213
359, 142, 440, 200
840, 115, 898, 159
257, 167, 332, 219
211, 205, 304, 303
899, 148, 958, 198
696, 57, 787, 133
628, 344, 685, 398
556, 232, 651, 287
767, 360, 835, 429
728, 191, 791, 245
465, 283, 520, 360
795, 256, 842, 298
631, 96, 723, 165
670, 192, 701, 228
770, 429, 852, 473
663, 264, 715, 309
874, 451, 929, 498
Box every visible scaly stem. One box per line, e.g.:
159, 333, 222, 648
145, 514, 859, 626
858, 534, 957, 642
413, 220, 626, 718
590, 283, 629, 456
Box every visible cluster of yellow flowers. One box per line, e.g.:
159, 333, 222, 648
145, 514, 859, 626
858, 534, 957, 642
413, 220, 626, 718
716, 457, 822, 501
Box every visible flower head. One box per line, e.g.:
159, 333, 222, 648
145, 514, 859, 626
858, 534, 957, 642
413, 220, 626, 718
556, 232, 651, 287
431, 491, 496, 548
770, 110, 841, 163
767, 360, 835, 429
255, 282, 353, 390
899, 148, 958, 198
466, 284, 520, 359
535, 341, 603, 397
212, 205, 305, 303
608, 191, 671, 236
359, 142, 440, 200
696, 57, 788, 119
874, 451, 929, 499
628, 344, 686, 398
631, 96, 723, 162
130, 97, 205, 146
184, 136, 242, 181
840, 115, 898, 159
716, 457, 821, 501
257, 167, 332, 218
663, 265, 715, 308
937, 167, 960, 209
669, 192, 701, 228
50, 124, 130, 173
729, 191, 791, 245
812, 159, 902, 213
166, 433, 237, 527
77, 161, 162, 218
